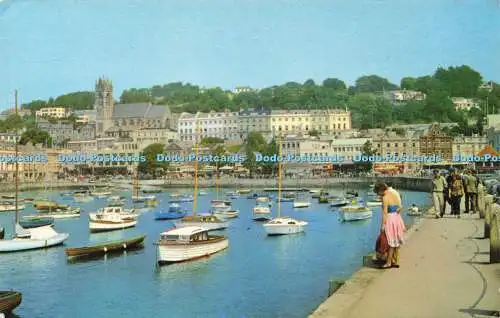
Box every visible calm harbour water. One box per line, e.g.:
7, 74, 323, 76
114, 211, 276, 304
0, 186, 429, 318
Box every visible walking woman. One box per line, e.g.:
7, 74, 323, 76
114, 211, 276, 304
374, 182, 406, 269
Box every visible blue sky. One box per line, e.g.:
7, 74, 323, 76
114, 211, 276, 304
0, 0, 499, 109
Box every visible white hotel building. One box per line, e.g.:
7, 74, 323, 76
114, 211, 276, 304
178, 110, 240, 142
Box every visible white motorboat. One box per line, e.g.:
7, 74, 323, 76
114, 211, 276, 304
252, 205, 272, 221
0, 225, 69, 252
156, 226, 228, 265
213, 209, 239, 219
293, 201, 311, 208
89, 206, 136, 221
309, 189, 321, 194
263, 217, 308, 235
89, 214, 138, 232
256, 196, 271, 203
339, 205, 373, 222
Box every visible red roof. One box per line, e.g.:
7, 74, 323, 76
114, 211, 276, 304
477, 145, 498, 156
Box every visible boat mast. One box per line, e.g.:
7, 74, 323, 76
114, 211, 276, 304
134, 165, 139, 197
277, 136, 282, 218
14, 89, 19, 225
192, 120, 200, 216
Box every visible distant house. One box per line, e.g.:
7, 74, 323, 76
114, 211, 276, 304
35, 107, 71, 119
389, 90, 426, 102
451, 97, 480, 111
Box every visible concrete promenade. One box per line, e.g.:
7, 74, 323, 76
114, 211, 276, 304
310, 213, 500, 318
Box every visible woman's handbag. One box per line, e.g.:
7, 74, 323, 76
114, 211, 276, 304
375, 231, 389, 260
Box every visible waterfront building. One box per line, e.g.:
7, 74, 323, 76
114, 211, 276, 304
451, 97, 480, 111
94, 77, 174, 137
372, 132, 420, 157
452, 135, 488, 157
270, 109, 351, 137
0, 146, 70, 182
106, 127, 178, 152
419, 123, 453, 161
35, 107, 71, 119
238, 108, 272, 141
178, 110, 240, 143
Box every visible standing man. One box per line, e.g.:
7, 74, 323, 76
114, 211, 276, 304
443, 168, 454, 216
432, 170, 447, 218
465, 170, 479, 214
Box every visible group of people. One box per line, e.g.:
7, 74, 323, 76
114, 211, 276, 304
431, 168, 480, 218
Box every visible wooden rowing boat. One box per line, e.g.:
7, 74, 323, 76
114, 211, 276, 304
0, 291, 22, 314
65, 235, 146, 258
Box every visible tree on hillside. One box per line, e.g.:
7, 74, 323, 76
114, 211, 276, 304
120, 88, 151, 104
351, 75, 399, 94
413, 76, 444, 94
53, 91, 94, 110
434, 65, 482, 98
400, 77, 417, 90
22, 100, 47, 111
322, 78, 347, 91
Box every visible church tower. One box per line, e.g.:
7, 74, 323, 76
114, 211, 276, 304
94, 76, 114, 136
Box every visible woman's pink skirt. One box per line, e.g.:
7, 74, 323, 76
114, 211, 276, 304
384, 213, 406, 247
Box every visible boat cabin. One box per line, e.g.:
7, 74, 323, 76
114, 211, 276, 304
99, 207, 128, 214
160, 227, 209, 243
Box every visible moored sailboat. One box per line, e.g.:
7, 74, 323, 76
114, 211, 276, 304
175, 122, 229, 231
263, 137, 307, 236
0, 91, 69, 253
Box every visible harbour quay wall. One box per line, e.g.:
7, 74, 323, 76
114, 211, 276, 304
0, 181, 107, 193
162, 176, 432, 192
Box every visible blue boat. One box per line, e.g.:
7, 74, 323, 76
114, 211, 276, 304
155, 204, 187, 220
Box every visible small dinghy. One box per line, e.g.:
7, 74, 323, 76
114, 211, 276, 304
19, 217, 54, 229
407, 205, 421, 216
0, 290, 22, 314
65, 235, 146, 259
155, 204, 187, 220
